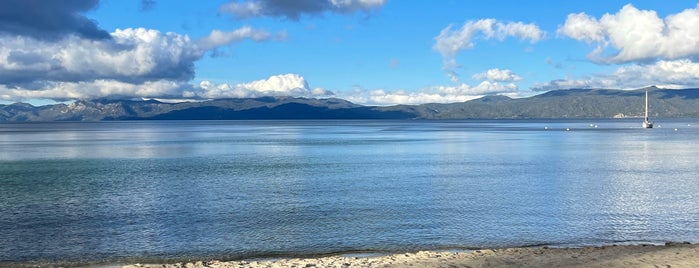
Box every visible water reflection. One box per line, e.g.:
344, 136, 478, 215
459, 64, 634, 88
1, 120, 699, 264
598, 131, 699, 243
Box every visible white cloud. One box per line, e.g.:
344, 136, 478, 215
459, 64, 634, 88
557, 12, 606, 44
497, 21, 546, 41
0, 80, 189, 102
0, 74, 336, 102
472, 68, 523, 82
0, 27, 275, 86
343, 66, 524, 105
0, 26, 284, 102
342, 81, 518, 106
197, 26, 277, 50
558, 4, 699, 63
192, 74, 334, 99
532, 59, 699, 91
433, 19, 544, 82
0, 30, 195, 83
219, 0, 386, 20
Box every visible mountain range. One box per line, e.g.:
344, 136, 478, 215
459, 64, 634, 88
2, 86, 699, 121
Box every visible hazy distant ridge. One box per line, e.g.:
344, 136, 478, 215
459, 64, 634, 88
3, 87, 699, 121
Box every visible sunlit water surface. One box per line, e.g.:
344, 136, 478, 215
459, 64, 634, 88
1, 119, 698, 265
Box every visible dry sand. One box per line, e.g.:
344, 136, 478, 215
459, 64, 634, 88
123, 242, 699, 268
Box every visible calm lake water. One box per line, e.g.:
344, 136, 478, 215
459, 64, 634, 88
1, 119, 699, 265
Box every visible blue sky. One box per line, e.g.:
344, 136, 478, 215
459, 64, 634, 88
1, 1, 699, 105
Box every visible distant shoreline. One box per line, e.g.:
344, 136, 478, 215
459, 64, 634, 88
4, 87, 699, 121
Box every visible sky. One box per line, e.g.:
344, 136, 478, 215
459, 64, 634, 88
1, 0, 699, 106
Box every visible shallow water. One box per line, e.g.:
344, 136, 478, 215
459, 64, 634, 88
1, 119, 698, 265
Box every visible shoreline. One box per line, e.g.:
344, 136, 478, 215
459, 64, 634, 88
3, 243, 697, 267
115, 242, 699, 268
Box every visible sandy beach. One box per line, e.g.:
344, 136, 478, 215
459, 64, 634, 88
123, 242, 698, 268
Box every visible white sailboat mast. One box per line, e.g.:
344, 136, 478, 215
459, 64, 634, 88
642, 87, 653, 128
645, 88, 649, 120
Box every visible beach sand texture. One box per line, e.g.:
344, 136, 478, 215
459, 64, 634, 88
124, 243, 698, 268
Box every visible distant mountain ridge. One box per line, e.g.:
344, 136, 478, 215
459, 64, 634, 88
3, 87, 699, 121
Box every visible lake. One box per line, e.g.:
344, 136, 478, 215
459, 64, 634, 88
1, 119, 698, 265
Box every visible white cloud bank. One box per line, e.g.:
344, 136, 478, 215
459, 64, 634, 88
343, 81, 518, 106
0, 73, 334, 102
532, 59, 699, 91
0, 80, 190, 101
433, 19, 544, 82
558, 4, 699, 63
0, 69, 521, 106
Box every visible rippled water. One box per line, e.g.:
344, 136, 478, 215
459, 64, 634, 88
1, 120, 698, 265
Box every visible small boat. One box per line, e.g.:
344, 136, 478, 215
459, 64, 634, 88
642, 88, 653, 128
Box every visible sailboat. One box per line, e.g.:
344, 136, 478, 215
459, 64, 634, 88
642, 88, 653, 128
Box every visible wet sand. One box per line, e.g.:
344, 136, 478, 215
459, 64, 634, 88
123, 242, 699, 268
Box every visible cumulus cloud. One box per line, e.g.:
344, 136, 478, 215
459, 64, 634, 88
219, 0, 386, 20
190, 74, 334, 99
1, 29, 199, 85
472, 68, 523, 82
0, 26, 277, 86
343, 81, 518, 106
433, 19, 544, 82
557, 12, 605, 44
0, 24, 284, 102
558, 4, 699, 63
531, 59, 699, 91
0, 0, 284, 102
0, 0, 110, 40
